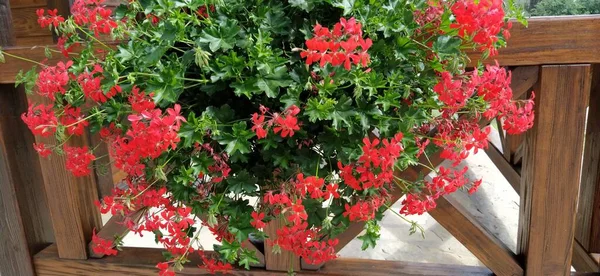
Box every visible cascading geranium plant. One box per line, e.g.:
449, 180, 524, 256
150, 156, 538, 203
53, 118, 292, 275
0, 0, 532, 274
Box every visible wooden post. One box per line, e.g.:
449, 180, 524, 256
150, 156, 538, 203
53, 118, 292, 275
517, 65, 591, 275
0, 1, 55, 275
264, 219, 301, 271
575, 65, 600, 253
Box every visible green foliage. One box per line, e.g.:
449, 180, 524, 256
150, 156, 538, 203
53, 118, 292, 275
530, 0, 600, 16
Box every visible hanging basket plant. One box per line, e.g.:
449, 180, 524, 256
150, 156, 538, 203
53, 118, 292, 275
1, 0, 533, 274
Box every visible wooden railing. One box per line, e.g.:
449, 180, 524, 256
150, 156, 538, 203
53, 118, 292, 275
1, 1, 600, 273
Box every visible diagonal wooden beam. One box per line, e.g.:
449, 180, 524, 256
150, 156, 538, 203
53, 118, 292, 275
572, 239, 600, 273
429, 196, 524, 276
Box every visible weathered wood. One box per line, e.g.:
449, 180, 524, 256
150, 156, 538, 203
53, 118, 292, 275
28, 91, 103, 259
572, 239, 600, 273
517, 65, 591, 276
15, 35, 55, 46
429, 196, 524, 276
0, 0, 15, 46
10, 0, 48, 9
89, 209, 146, 258
511, 66, 540, 100
0, 108, 37, 276
45, 0, 70, 42
485, 142, 521, 193
89, 133, 115, 199
467, 16, 600, 66
35, 244, 494, 276
576, 64, 600, 252
12, 6, 53, 38
264, 219, 300, 271
1, 3, 54, 274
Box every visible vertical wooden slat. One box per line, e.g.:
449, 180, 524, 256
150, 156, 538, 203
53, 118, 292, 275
518, 65, 591, 275
264, 219, 300, 271
576, 64, 600, 253
29, 90, 103, 259
1, 1, 55, 275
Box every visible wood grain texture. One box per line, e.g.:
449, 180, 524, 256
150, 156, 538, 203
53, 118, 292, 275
0, 86, 55, 252
572, 239, 600, 273
467, 16, 600, 66
89, 209, 146, 258
429, 196, 523, 276
15, 35, 55, 46
35, 244, 494, 276
517, 65, 591, 276
28, 92, 103, 259
576, 65, 600, 252
10, 0, 48, 9
0, 91, 36, 276
0, 0, 15, 46
12, 6, 53, 37
485, 142, 521, 193
89, 133, 115, 199
511, 66, 540, 100
264, 219, 300, 271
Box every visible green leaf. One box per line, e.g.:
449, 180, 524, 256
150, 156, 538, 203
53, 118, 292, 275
191, 152, 214, 175
238, 249, 260, 269
433, 36, 462, 56
305, 97, 335, 122
357, 220, 380, 250
216, 240, 241, 263
332, 0, 355, 15
14, 67, 38, 94
331, 96, 357, 131
197, 20, 241, 52
115, 45, 134, 62
215, 121, 254, 155
226, 170, 258, 194
161, 21, 178, 42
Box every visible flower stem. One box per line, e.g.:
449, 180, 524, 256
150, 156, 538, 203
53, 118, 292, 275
2, 51, 47, 67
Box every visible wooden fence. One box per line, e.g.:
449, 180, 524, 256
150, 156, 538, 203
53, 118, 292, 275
1, 1, 600, 274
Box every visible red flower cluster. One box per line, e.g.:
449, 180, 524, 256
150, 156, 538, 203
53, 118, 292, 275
414, 1, 445, 29
199, 253, 233, 274
64, 145, 95, 177
36, 8, 64, 28
21, 102, 58, 137
196, 5, 215, 18
91, 229, 118, 256
450, 0, 510, 56
110, 89, 185, 176
70, 0, 118, 36
433, 119, 491, 165
250, 211, 266, 229
401, 166, 481, 215
156, 262, 174, 276
36, 61, 72, 101
338, 133, 404, 191
60, 105, 89, 136
251, 105, 301, 139
295, 174, 340, 200
77, 65, 121, 103
33, 143, 52, 157
343, 197, 386, 222
263, 178, 339, 264
300, 17, 372, 70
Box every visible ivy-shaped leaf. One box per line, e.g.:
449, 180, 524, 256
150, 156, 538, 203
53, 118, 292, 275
197, 19, 241, 52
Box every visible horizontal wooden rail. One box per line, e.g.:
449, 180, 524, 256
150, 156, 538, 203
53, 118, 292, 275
35, 244, 494, 276
467, 15, 600, 66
